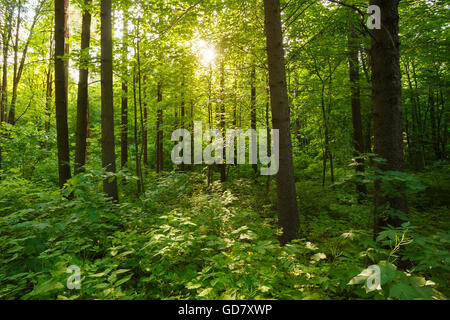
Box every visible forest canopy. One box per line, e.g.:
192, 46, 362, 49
0, 0, 448, 300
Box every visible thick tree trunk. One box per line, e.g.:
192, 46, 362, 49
74, 0, 91, 175
348, 27, 367, 198
100, 0, 119, 201
370, 0, 407, 238
264, 0, 300, 244
55, 0, 72, 188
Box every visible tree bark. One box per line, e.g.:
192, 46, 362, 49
121, 13, 128, 168
370, 0, 407, 238
0, 5, 12, 123
264, 0, 300, 244
156, 81, 163, 173
55, 0, 72, 188
100, 0, 119, 201
250, 63, 258, 175
74, 0, 91, 175
348, 26, 367, 198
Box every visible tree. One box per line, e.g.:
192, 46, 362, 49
347, 21, 367, 199
74, 0, 92, 175
100, 0, 119, 201
370, 0, 408, 238
263, 0, 300, 244
55, 0, 72, 188
121, 10, 129, 168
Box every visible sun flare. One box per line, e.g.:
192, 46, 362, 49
193, 40, 216, 66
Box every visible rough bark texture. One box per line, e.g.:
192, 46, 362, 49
264, 0, 300, 244
100, 0, 119, 201
370, 0, 407, 238
74, 0, 91, 175
55, 0, 72, 188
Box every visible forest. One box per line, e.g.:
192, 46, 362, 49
0, 0, 448, 301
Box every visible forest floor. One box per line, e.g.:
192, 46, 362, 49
0, 161, 449, 300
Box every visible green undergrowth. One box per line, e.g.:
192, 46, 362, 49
0, 166, 448, 300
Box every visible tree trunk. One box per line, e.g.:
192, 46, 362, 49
74, 0, 91, 175
64, 0, 70, 102
156, 81, 163, 173
219, 61, 226, 181
8, 0, 43, 125
348, 26, 367, 198
7, 2, 21, 125
133, 68, 143, 195
55, 0, 72, 188
121, 12, 128, 168
180, 76, 186, 172
0, 5, 12, 124
370, 0, 407, 238
100, 0, 119, 201
264, 0, 300, 244
250, 63, 258, 175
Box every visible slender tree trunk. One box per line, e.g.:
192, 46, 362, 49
327, 67, 334, 184
64, 0, 70, 102
0, 5, 12, 124
55, 0, 72, 188
404, 61, 424, 170
8, 0, 44, 125
429, 87, 440, 159
180, 76, 186, 172
348, 26, 367, 198
44, 37, 54, 153
7, 2, 21, 125
121, 12, 128, 168
219, 61, 226, 181
156, 81, 163, 173
100, 0, 118, 201
250, 63, 258, 175
74, 0, 91, 175
264, 0, 300, 244
265, 74, 271, 194
133, 69, 142, 195
370, 0, 407, 239
142, 75, 148, 167
207, 65, 213, 186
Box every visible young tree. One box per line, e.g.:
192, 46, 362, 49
370, 0, 408, 238
100, 0, 119, 201
347, 23, 367, 198
121, 11, 129, 168
263, 0, 300, 244
74, 0, 92, 175
55, 0, 72, 188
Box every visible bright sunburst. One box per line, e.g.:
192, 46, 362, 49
193, 40, 216, 66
